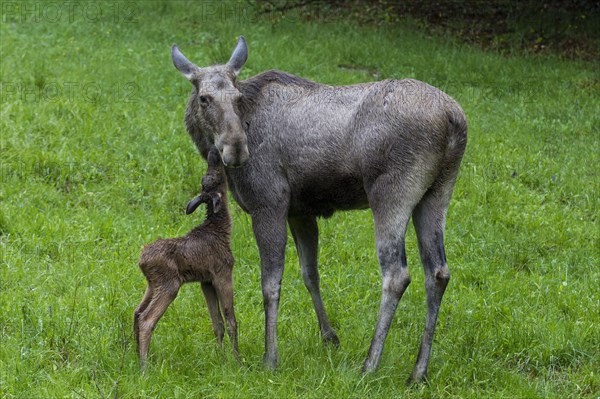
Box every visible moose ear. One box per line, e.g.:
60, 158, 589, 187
186, 193, 207, 215
226, 36, 247, 76
210, 192, 223, 214
171, 44, 198, 81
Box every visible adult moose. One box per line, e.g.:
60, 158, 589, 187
171, 36, 467, 383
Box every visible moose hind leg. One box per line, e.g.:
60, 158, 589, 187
408, 189, 452, 384
362, 201, 414, 373
288, 216, 339, 346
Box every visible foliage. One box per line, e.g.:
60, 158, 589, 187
255, 0, 600, 60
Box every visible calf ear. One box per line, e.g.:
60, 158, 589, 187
171, 44, 198, 81
226, 36, 247, 76
186, 194, 207, 214
210, 192, 223, 213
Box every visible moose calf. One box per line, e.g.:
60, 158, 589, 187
133, 148, 237, 367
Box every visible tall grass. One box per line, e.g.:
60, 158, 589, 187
1, 1, 598, 398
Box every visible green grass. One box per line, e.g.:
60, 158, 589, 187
1, 1, 598, 398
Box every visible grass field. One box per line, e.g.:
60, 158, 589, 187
1, 1, 598, 398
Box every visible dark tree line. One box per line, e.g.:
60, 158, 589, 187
254, 0, 599, 59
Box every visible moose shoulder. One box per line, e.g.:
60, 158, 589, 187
172, 36, 467, 383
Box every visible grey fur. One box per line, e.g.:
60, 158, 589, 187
226, 36, 248, 75
134, 148, 238, 368
171, 44, 198, 80
172, 37, 467, 383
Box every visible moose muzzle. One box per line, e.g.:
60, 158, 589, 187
218, 139, 249, 168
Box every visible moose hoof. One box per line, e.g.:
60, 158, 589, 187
361, 359, 377, 374
406, 370, 429, 385
322, 330, 340, 347
262, 353, 278, 370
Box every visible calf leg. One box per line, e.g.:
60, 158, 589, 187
136, 284, 179, 368
408, 188, 452, 384
288, 216, 339, 346
200, 282, 225, 345
134, 285, 153, 354
214, 275, 239, 360
252, 209, 288, 369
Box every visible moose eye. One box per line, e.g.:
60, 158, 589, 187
199, 95, 210, 107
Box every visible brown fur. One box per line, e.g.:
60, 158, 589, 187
133, 148, 238, 367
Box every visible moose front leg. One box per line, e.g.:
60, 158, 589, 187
288, 216, 339, 346
252, 209, 288, 369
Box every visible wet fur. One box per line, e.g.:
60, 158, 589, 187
174, 39, 467, 383
133, 149, 238, 367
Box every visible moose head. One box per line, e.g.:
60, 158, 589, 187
172, 37, 249, 168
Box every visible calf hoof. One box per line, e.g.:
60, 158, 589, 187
322, 330, 340, 348
232, 346, 240, 362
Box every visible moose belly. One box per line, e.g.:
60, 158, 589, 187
288, 174, 369, 218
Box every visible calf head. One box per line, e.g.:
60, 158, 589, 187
186, 148, 226, 215
172, 36, 249, 168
